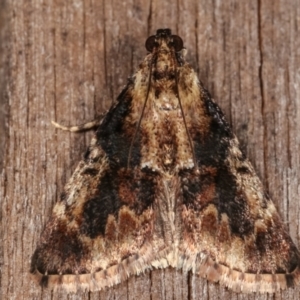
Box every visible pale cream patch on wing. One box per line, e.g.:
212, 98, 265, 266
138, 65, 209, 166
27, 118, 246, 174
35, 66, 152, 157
226, 136, 266, 218
177, 67, 211, 136
138, 88, 195, 170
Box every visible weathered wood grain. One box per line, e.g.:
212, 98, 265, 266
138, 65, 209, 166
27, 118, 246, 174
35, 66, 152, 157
1, 0, 300, 299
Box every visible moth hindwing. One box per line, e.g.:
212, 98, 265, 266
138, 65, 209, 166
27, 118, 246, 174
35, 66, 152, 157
31, 28, 300, 293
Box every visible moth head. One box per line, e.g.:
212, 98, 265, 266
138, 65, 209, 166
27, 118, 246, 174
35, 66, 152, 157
145, 28, 184, 53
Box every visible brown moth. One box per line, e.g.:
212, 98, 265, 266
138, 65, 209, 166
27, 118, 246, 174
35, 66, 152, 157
31, 28, 300, 293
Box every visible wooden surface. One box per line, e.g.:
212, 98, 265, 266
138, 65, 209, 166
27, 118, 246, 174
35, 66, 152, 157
1, 0, 300, 299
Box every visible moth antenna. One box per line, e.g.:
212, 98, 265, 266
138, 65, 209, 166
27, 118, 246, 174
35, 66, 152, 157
174, 67, 198, 172
127, 57, 154, 168
51, 114, 105, 132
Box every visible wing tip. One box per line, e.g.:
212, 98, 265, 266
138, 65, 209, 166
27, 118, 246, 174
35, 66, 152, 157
194, 253, 300, 293
29, 246, 160, 293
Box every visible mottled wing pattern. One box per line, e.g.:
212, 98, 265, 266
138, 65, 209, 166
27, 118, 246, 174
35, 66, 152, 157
177, 81, 300, 292
31, 85, 168, 292
31, 28, 300, 293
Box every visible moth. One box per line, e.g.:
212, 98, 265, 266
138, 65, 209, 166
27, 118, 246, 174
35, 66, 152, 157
31, 28, 300, 293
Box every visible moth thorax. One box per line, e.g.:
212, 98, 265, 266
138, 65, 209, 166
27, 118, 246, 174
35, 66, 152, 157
153, 53, 177, 79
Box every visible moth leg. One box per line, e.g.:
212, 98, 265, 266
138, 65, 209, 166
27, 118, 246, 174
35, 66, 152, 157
51, 115, 105, 132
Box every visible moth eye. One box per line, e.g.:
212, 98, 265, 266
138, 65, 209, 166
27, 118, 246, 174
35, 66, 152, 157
145, 36, 158, 52
169, 35, 183, 52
